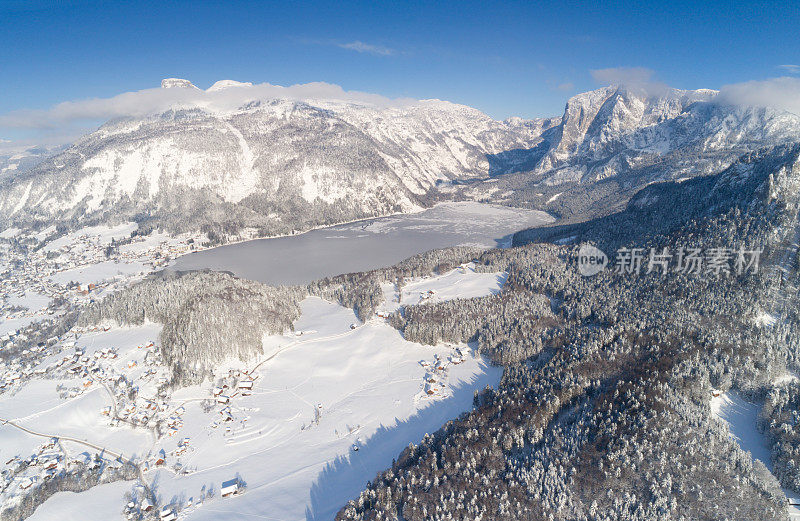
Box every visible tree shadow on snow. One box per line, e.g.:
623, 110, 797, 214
304, 368, 500, 520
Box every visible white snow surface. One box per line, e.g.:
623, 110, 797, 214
48, 260, 148, 287
711, 392, 800, 517
0, 268, 504, 520
27, 480, 135, 521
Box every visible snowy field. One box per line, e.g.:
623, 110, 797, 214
711, 391, 800, 518
171, 201, 553, 285
0, 265, 505, 520
378, 262, 505, 315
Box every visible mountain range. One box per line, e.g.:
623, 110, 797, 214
1, 80, 799, 241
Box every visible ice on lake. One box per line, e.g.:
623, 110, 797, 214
171, 202, 553, 285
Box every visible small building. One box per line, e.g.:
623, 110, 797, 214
221, 478, 240, 497
159, 506, 177, 521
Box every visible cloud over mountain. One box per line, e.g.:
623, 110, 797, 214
718, 76, 800, 116
0, 80, 417, 130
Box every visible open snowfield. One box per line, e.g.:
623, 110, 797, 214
26, 480, 135, 521
0, 265, 504, 520
711, 392, 800, 518
48, 260, 149, 287
6, 292, 50, 314
378, 262, 506, 315
42, 223, 140, 253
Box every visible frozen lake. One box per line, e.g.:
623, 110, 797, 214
171, 202, 553, 285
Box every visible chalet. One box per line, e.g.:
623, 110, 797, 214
420, 289, 435, 300
159, 506, 177, 521
216, 395, 230, 405
220, 408, 234, 422
221, 478, 240, 497
237, 379, 253, 391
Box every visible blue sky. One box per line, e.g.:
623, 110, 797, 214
1, 0, 799, 144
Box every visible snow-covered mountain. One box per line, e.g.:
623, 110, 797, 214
0, 80, 554, 239
478, 85, 800, 220
0, 145, 66, 184
1, 80, 799, 238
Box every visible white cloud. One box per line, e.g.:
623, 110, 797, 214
717, 76, 800, 116
590, 67, 670, 96
0, 80, 418, 130
556, 82, 575, 92
778, 64, 800, 74
337, 41, 395, 56
591, 66, 655, 85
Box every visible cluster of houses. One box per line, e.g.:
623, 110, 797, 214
0, 228, 254, 518
208, 371, 258, 435
420, 355, 449, 396
0, 438, 115, 511
0, 225, 202, 335
0, 438, 65, 496
418, 289, 437, 302
0, 336, 56, 394
419, 348, 467, 397
212, 370, 257, 403
121, 475, 242, 521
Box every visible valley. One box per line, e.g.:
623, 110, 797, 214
1, 78, 800, 521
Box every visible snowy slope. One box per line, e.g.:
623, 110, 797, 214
711, 392, 800, 519
0, 268, 505, 520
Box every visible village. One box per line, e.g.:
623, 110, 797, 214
0, 224, 505, 521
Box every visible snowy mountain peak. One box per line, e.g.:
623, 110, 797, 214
207, 80, 254, 92
161, 78, 199, 89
